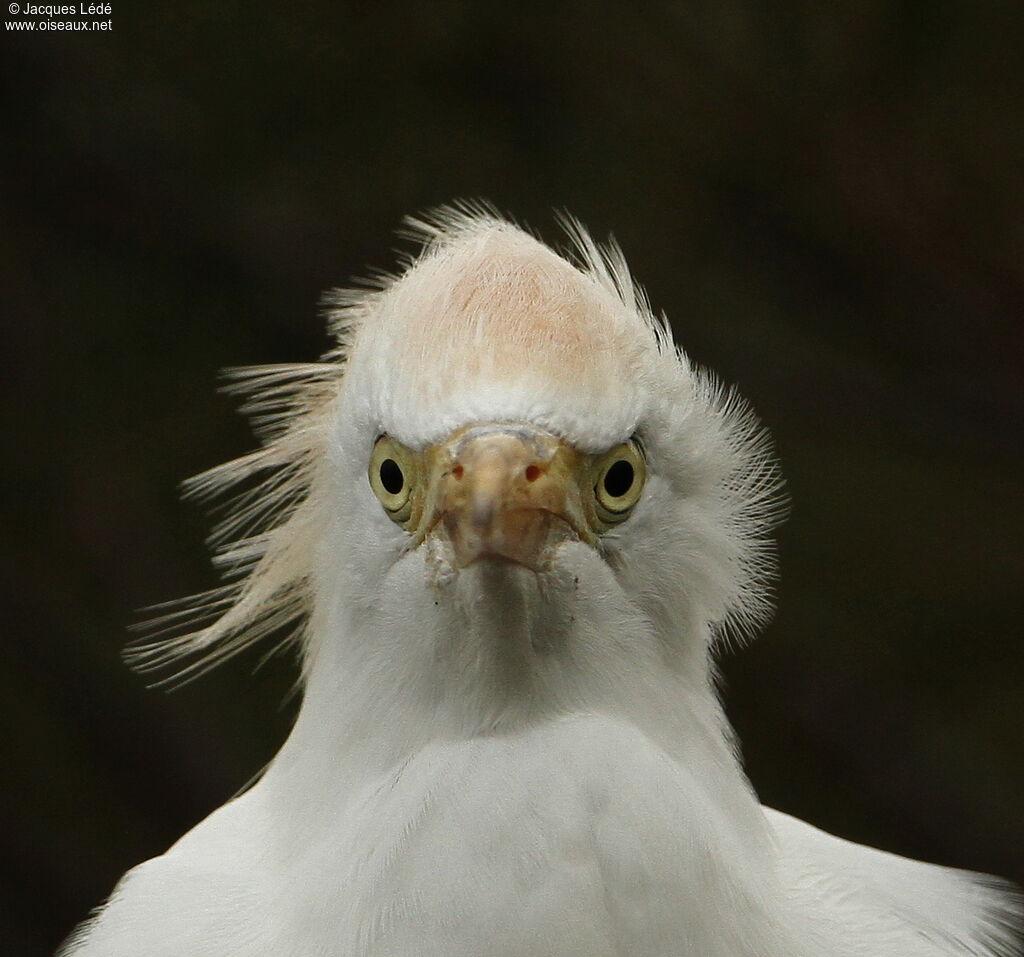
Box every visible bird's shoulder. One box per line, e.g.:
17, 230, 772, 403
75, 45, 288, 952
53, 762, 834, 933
59, 791, 269, 957
767, 808, 1023, 957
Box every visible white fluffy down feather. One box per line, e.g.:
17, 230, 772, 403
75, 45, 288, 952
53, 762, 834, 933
62, 205, 1021, 957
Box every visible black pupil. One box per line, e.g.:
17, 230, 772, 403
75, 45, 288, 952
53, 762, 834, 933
603, 460, 634, 499
379, 458, 404, 495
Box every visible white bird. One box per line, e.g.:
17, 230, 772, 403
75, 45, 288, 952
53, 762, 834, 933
62, 205, 1021, 957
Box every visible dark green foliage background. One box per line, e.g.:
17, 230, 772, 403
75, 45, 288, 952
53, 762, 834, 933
3, 3, 1022, 954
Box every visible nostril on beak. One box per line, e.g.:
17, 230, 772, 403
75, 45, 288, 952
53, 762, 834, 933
524, 464, 542, 483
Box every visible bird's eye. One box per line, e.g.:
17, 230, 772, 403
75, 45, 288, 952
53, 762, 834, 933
593, 440, 646, 526
369, 436, 418, 526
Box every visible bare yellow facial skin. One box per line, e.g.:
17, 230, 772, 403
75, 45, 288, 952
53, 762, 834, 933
368, 425, 646, 570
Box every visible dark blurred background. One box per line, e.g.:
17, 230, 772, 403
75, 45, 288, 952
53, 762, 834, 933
3, 2, 1022, 954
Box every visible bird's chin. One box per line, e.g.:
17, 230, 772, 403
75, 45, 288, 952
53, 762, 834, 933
462, 553, 546, 574
449, 555, 548, 596
423, 529, 563, 585
416, 537, 586, 659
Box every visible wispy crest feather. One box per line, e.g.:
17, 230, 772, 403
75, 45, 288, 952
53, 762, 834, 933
125, 360, 346, 685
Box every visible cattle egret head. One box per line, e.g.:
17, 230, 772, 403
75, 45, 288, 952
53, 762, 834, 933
132, 204, 782, 735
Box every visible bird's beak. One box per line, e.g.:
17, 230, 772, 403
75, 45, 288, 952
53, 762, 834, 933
421, 425, 594, 570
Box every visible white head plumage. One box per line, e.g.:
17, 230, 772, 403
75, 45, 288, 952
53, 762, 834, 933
130, 203, 783, 696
